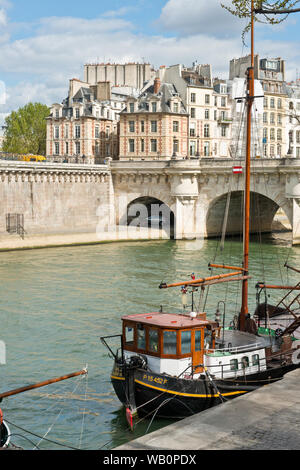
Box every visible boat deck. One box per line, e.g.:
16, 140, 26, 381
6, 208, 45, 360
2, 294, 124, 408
215, 329, 275, 352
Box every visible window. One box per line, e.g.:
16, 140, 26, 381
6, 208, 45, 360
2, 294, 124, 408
296, 131, 300, 144
75, 108, 80, 118
270, 128, 275, 141
263, 128, 268, 140
263, 112, 267, 123
173, 139, 179, 154
278, 98, 282, 109
205, 109, 209, 120
195, 330, 201, 351
137, 324, 146, 350
129, 139, 135, 153
129, 121, 135, 132
191, 93, 196, 103
241, 356, 249, 369
75, 125, 81, 138
221, 97, 226, 107
75, 141, 80, 155
150, 139, 157, 152
129, 102, 134, 113
54, 126, 59, 139
173, 121, 179, 132
152, 102, 157, 112
190, 123, 195, 137
95, 125, 100, 138
125, 325, 134, 346
151, 121, 157, 132
277, 129, 282, 141
214, 110, 217, 120
190, 141, 196, 156
65, 125, 69, 138
230, 359, 238, 371
277, 144, 282, 157
140, 121, 145, 132
55, 109, 59, 119
270, 113, 275, 124
141, 139, 145, 153
297, 147, 300, 158
149, 328, 159, 353
270, 98, 275, 108
181, 331, 191, 354
65, 142, 69, 155
252, 354, 260, 366
270, 145, 275, 157
204, 124, 210, 138
278, 114, 282, 124
205, 94, 210, 104
173, 102, 179, 113
54, 142, 59, 155
204, 141, 210, 156
221, 125, 226, 137
163, 331, 177, 355
191, 108, 196, 118
264, 97, 268, 108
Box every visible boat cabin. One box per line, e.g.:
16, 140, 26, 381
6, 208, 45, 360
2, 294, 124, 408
122, 312, 219, 377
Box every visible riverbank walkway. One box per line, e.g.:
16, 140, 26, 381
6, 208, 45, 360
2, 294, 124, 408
115, 368, 300, 450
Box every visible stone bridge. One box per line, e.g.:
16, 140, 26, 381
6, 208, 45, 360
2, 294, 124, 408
1, 158, 300, 246
111, 158, 300, 245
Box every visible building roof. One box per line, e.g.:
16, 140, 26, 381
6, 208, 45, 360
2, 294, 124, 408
122, 312, 216, 329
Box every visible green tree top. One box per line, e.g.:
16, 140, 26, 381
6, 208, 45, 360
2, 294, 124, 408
2, 102, 50, 156
221, 1, 300, 42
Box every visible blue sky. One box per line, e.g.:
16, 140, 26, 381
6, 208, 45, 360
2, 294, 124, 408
1, 0, 300, 125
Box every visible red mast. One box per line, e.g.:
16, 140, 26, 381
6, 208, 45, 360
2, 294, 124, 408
240, 0, 255, 331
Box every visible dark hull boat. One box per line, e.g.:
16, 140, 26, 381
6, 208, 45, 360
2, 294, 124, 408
100, 2, 300, 425
0, 420, 10, 449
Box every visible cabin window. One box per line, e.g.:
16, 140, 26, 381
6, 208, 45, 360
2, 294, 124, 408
137, 324, 146, 350
252, 354, 259, 366
149, 328, 159, 353
195, 330, 202, 351
204, 329, 213, 349
125, 325, 134, 346
230, 359, 238, 371
241, 356, 249, 369
181, 330, 191, 354
163, 331, 177, 355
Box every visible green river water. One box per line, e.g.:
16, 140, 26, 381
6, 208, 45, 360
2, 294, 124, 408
0, 232, 299, 450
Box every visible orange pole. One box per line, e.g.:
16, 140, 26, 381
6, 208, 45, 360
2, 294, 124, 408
256, 284, 300, 291
0, 369, 87, 400
159, 271, 242, 289
240, 0, 254, 331
209, 263, 245, 271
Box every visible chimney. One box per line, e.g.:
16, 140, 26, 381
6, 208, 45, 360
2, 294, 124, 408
154, 77, 161, 94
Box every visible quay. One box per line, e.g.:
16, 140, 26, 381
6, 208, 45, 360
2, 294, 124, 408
115, 369, 300, 450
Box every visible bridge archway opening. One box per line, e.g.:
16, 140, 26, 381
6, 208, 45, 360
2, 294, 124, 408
206, 191, 291, 239
126, 196, 175, 239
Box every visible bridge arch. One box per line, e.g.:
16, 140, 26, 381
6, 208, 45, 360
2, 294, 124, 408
119, 195, 176, 239
206, 190, 292, 238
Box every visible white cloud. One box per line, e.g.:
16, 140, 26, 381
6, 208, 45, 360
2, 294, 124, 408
157, 0, 243, 38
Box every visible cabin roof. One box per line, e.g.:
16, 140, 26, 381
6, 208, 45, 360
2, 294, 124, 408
122, 312, 217, 329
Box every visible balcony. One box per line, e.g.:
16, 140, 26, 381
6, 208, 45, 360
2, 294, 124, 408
217, 117, 232, 125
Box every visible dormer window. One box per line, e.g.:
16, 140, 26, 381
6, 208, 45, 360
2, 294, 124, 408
75, 108, 80, 118
173, 102, 179, 113
152, 102, 157, 112
129, 102, 135, 113
55, 109, 59, 119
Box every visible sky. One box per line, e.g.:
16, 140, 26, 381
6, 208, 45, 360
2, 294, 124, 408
1, 0, 300, 126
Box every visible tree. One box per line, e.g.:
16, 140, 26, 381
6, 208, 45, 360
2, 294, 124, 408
2, 102, 50, 156
221, 1, 300, 42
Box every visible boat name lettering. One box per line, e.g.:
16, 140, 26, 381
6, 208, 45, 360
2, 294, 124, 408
143, 374, 168, 385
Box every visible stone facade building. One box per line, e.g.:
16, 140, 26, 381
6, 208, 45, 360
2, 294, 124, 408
46, 78, 123, 163
285, 80, 300, 158
161, 64, 233, 158
230, 55, 287, 158
119, 78, 189, 160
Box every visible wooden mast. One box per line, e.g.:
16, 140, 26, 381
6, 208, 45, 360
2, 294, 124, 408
240, 0, 255, 331
0, 368, 87, 400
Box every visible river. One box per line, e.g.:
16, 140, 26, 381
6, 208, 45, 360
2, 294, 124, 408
0, 232, 299, 450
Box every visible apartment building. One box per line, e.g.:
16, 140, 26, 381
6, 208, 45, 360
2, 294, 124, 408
47, 79, 124, 163
230, 55, 287, 158
285, 80, 300, 158
119, 78, 188, 160
161, 64, 232, 158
